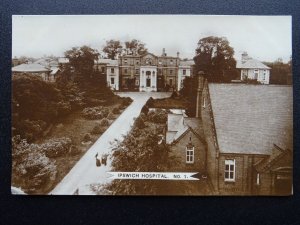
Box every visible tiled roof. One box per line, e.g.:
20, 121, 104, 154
236, 59, 270, 69
209, 83, 293, 155
12, 63, 50, 72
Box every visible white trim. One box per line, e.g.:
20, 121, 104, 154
186, 146, 194, 164
224, 159, 235, 182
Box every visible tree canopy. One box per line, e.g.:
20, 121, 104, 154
124, 39, 148, 55
194, 36, 237, 82
102, 40, 123, 59
65, 45, 99, 76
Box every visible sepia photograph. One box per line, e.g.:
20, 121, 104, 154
11, 15, 292, 195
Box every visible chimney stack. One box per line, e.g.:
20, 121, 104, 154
241, 52, 249, 63
162, 48, 166, 56
195, 71, 205, 118
177, 52, 180, 58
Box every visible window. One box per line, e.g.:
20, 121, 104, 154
111, 68, 114, 73
124, 59, 128, 64
262, 70, 266, 80
170, 59, 173, 65
169, 79, 173, 86
170, 69, 173, 75
136, 60, 139, 65
186, 146, 194, 164
135, 69, 139, 74
101, 67, 105, 73
224, 159, 235, 182
135, 79, 139, 86
124, 68, 128, 74
159, 60, 162, 65
111, 77, 115, 85
183, 69, 186, 75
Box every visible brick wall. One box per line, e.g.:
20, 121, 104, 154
170, 129, 207, 173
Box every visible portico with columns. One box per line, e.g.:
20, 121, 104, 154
139, 66, 157, 92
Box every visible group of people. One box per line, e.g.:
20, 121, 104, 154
95, 153, 108, 167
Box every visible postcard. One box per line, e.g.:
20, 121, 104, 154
11, 15, 292, 195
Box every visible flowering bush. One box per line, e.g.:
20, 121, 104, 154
12, 136, 57, 194
82, 106, 110, 120
40, 137, 72, 158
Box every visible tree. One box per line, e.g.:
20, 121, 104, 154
105, 111, 180, 195
194, 36, 236, 82
179, 76, 198, 117
102, 39, 123, 59
65, 45, 99, 76
265, 58, 292, 85
124, 39, 148, 55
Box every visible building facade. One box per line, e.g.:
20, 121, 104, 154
199, 78, 292, 195
236, 52, 271, 84
94, 49, 194, 92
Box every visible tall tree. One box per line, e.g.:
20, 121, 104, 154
102, 39, 123, 59
194, 36, 236, 82
124, 39, 148, 55
65, 45, 99, 76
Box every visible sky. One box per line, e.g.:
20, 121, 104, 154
12, 15, 292, 62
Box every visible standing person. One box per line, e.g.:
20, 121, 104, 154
95, 153, 101, 167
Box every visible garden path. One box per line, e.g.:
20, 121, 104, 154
50, 92, 171, 195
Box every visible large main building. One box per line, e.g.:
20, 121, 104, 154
93, 49, 194, 92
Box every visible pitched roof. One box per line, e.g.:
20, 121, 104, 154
58, 57, 69, 64
95, 59, 118, 66
236, 59, 270, 69
179, 60, 194, 67
166, 114, 205, 144
12, 63, 50, 73
167, 114, 185, 132
209, 83, 292, 155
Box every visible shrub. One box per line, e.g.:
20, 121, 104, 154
100, 118, 109, 127
83, 133, 92, 142
141, 105, 149, 115
69, 145, 80, 155
91, 123, 106, 135
12, 136, 57, 193
40, 137, 72, 158
147, 109, 167, 124
134, 116, 145, 129
82, 106, 104, 120
107, 112, 115, 120
122, 97, 132, 107
145, 97, 154, 107
17, 119, 48, 142
101, 107, 110, 118
112, 107, 120, 114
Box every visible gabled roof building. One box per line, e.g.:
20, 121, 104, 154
236, 52, 271, 84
